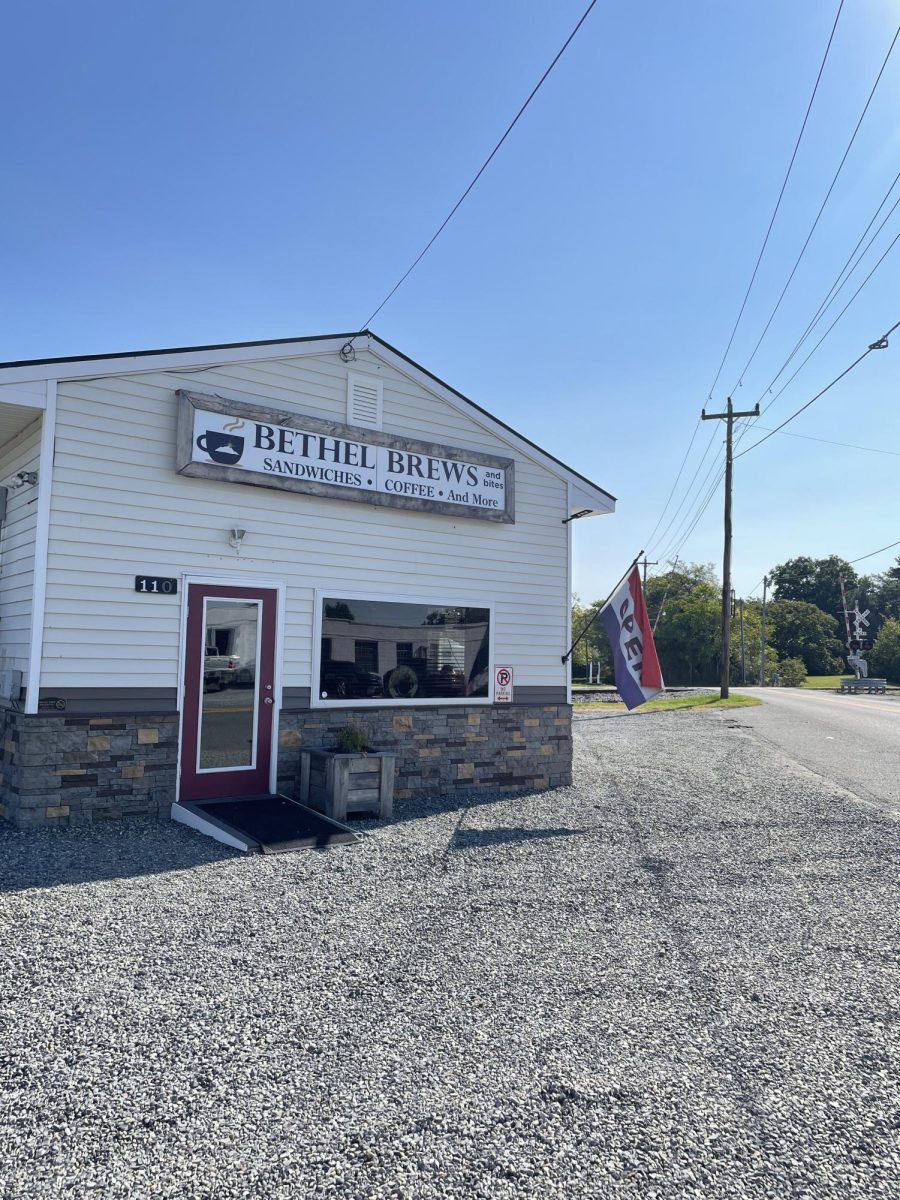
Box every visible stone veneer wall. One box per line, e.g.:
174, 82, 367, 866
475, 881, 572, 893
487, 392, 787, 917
276, 704, 572, 801
0, 703, 571, 828
0, 708, 179, 828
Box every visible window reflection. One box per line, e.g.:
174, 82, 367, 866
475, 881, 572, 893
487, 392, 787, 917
199, 601, 259, 769
319, 598, 490, 701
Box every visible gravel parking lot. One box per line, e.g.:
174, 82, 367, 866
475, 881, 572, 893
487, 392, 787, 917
1, 709, 898, 1199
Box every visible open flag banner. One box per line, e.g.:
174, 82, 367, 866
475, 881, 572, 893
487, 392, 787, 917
599, 566, 664, 710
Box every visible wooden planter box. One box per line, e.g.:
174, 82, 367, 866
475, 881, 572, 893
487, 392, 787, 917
298, 750, 395, 822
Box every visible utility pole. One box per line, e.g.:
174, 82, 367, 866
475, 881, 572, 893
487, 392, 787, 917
701, 397, 760, 700
739, 598, 746, 685
760, 574, 768, 687
639, 557, 658, 591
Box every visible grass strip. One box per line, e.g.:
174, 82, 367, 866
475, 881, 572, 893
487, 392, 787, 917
574, 693, 763, 713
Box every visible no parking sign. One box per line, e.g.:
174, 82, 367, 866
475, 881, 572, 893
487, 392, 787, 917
494, 665, 513, 703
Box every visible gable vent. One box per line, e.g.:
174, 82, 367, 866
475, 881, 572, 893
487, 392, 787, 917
347, 373, 383, 429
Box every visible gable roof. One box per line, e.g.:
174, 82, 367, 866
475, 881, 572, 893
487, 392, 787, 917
0, 330, 615, 510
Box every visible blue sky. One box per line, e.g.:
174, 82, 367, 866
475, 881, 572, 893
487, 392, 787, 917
3, 1, 899, 599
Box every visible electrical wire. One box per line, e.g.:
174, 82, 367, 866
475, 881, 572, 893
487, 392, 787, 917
736, 316, 900, 458
656, 459, 726, 564
352, 0, 600, 335
643, 418, 701, 547
747, 424, 900, 457
750, 171, 900, 407
726, 21, 900, 397
649, 1, 847, 560
849, 538, 900, 565
646, 426, 719, 554
651, 555, 680, 632
706, 0, 844, 401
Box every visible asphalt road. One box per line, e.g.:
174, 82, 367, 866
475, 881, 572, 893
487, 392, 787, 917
736, 688, 900, 817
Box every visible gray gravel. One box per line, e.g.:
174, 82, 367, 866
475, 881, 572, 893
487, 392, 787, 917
1, 708, 898, 1199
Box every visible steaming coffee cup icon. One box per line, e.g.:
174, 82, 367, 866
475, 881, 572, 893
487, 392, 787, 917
197, 430, 245, 465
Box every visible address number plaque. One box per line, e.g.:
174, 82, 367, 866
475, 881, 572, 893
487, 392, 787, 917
135, 575, 178, 596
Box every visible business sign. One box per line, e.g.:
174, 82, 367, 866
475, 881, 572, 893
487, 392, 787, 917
494, 665, 514, 703
176, 390, 515, 523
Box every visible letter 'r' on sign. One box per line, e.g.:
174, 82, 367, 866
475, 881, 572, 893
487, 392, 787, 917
494, 665, 513, 703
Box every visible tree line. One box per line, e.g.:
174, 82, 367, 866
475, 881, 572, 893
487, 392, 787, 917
572, 554, 900, 686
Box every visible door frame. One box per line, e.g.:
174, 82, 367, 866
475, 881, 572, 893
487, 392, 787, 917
175, 573, 285, 804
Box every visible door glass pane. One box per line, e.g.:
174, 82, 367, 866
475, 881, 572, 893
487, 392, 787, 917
199, 600, 259, 770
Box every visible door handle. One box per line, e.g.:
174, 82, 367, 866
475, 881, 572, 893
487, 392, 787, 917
264, 697, 274, 706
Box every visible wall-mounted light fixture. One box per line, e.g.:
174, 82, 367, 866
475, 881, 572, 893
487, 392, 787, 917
228, 527, 247, 553
8, 471, 38, 491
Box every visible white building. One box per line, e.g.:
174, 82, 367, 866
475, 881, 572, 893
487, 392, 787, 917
0, 331, 614, 828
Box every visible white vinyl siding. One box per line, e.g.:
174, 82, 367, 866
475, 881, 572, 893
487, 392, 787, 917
0, 418, 42, 678
42, 349, 570, 692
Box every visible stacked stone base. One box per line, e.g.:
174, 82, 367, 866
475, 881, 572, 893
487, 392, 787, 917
0, 709, 179, 828
0, 703, 571, 829
276, 704, 572, 801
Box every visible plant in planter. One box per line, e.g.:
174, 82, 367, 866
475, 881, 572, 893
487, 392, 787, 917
335, 724, 371, 754
298, 723, 395, 822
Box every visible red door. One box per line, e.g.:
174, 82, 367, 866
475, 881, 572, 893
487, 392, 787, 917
180, 584, 278, 802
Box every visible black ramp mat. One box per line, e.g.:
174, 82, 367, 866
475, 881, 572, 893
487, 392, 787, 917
193, 795, 359, 852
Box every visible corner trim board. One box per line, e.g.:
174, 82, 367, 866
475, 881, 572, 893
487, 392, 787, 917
24, 380, 56, 714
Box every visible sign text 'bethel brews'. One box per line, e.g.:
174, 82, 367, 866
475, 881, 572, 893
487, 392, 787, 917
178, 392, 514, 522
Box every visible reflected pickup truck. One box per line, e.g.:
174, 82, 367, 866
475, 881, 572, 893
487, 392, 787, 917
203, 647, 240, 691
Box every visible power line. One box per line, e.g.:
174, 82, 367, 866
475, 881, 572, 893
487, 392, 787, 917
750, 169, 900, 406
727, 20, 900, 397
647, 426, 720, 554
748, 424, 900, 457
706, 0, 844, 401
643, 418, 701, 547
717, 211, 900, 486
735, 316, 900, 459
849, 538, 900, 565
354, 0, 600, 334
657, 459, 726, 564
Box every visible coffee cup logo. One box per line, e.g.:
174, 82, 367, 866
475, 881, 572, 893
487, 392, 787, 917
197, 429, 245, 465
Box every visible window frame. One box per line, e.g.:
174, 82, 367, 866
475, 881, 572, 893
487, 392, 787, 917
311, 587, 496, 708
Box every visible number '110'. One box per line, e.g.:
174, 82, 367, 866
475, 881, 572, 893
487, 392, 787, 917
136, 577, 176, 594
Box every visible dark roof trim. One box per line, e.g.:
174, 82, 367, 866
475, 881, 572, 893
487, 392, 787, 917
0, 330, 360, 371
0, 328, 616, 503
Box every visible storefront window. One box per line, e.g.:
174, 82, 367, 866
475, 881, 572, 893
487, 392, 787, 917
318, 597, 490, 702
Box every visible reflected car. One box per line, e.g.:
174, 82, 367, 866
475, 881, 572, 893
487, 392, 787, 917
321, 661, 383, 699
203, 647, 240, 691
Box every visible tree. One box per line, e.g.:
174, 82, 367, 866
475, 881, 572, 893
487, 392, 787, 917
571, 593, 612, 682
871, 618, 900, 682
646, 564, 721, 685
769, 555, 858, 628
727, 599, 778, 684
867, 560, 900, 632
766, 599, 844, 675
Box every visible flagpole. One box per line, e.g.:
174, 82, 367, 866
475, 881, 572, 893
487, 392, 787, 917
562, 549, 645, 665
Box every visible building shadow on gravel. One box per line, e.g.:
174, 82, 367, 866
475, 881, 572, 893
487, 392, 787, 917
0, 817, 235, 893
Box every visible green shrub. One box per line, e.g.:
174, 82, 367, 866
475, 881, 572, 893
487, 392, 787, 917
775, 657, 807, 687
